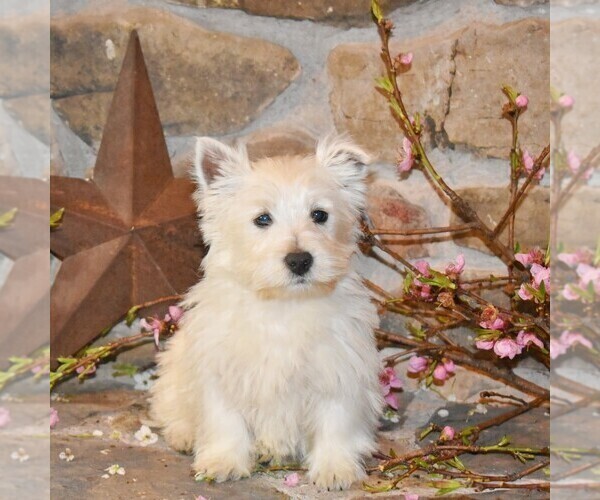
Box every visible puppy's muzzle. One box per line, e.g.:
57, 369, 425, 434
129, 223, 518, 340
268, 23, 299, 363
284, 251, 313, 276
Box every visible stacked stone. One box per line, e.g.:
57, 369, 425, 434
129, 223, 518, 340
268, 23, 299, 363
5, 0, 560, 292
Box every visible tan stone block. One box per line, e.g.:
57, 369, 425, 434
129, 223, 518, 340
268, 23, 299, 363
51, 6, 300, 145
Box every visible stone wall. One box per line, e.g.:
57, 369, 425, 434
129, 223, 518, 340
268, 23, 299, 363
46, 0, 551, 292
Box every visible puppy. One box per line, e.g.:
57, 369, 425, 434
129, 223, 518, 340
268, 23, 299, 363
150, 135, 383, 490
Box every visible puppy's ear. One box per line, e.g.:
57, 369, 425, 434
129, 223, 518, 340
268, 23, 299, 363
316, 135, 370, 205
193, 137, 250, 191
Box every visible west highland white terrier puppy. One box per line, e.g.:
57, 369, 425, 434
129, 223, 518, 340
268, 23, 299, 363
150, 135, 383, 490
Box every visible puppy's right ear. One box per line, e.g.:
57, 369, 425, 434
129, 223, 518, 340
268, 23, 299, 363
193, 137, 250, 191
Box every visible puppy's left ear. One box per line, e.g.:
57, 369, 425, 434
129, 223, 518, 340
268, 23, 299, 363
317, 135, 370, 206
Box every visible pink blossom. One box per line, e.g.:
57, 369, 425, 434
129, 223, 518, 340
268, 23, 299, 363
531, 264, 550, 290
283, 472, 300, 487
516, 331, 544, 350
414, 260, 430, 276
550, 338, 568, 359
475, 339, 495, 350
567, 151, 581, 174
521, 150, 544, 179
551, 331, 593, 359
440, 426, 455, 441
400, 52, 413, 65
433, 364, 450, 381
419, 284, 433, 300
493, 338, 522, 359
557, 250, 589, 267
558, 94, 575, 108
196, 496, 209, 500
562, 284, 579, 300
397, 137, 415, 173
380, 367, 402, 410
405, 495, 419, 500
385, 392, 400, 410
407, 356, 428, 374
0, 407, 10, 428
50, 407, 59, 429
76, 363, 96, 375
480, 317, 506, 331
380, 367, 403, 392
443, 359, 455, 373
576, 263, 600, 294
445, 254, 465, 276
515, 252, 533, 267
567, 151, 593, 180
560, 330, 593, 350
518, 283, 533, 301
165, 305, 183, 324
141, 317, 163, 348
515, 94, 529, 109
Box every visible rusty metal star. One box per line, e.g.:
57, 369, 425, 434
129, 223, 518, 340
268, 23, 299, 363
50, 31, 204, 361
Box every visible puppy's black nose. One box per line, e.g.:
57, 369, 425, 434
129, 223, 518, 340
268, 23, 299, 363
284, 251, 313, 276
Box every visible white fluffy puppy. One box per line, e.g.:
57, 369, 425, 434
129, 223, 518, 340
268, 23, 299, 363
150, 135, 382, 490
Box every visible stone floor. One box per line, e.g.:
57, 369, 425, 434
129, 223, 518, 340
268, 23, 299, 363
36, 350, 550, 500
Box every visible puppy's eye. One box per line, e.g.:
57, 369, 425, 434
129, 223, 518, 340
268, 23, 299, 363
254, 213, 273, 228
311, 209, 328, 224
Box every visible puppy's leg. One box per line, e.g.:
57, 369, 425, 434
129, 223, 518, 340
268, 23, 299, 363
306, 399, 375, 490
150, 346, 196, 453
193, 383, 254, 482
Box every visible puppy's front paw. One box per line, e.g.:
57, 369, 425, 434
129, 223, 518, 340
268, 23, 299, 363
308, 458, 365, 490
193, 452, 252, 483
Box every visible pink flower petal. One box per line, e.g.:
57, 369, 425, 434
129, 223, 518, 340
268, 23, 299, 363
443, 359, 455, 373
567, 151, 581, 174
414, 260, 430, 277
283, 472, 300, 487
432, 365, 448, 381
518, 284, 533, 301
50, 407, 59, 429
167, 305, 184, 323
561, 284, 579, 301
384, 392, 399, 410
475, 339, 495, 350
405, 495, 419, 500
558, 94, 575, 108
516, 331, 544, 350
0, 407, 10, 428
493, 338, 522, 359
550, 338, 568, 359
515, 94, 529, 108
407, 356, 428, 373
560, 331, 593, 350
440, 425, 455, 441
399, 52, 413, 65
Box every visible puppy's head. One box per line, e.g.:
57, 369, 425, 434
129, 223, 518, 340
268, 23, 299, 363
193, 135, 369, 298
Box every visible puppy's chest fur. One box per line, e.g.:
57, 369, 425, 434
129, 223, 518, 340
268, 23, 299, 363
185, 273, 377, 409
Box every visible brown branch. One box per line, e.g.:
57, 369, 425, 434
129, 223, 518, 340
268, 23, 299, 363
375, 329, 549, 398
375, 18, 516, 266
370, 223, 477, 236
492, 145, 550, 238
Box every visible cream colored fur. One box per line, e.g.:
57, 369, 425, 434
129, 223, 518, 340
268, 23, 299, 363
150, 135, 383, 490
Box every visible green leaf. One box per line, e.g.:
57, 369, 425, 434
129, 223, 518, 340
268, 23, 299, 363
428, 479, 464, 496
112, 363, 139, 378
375, 75, 393, 94
403, 273, 414, 294
594, 235, 600, 266
419, 423, 435, 440
501, 84, 518, 103
362, 480, 393, 493
50, 207, 65, 229
0, 208, 17, 228
371, 0, 383, 22
514, 241, 521, 253
417, 270, 456, 290
125, 305, 141, 326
